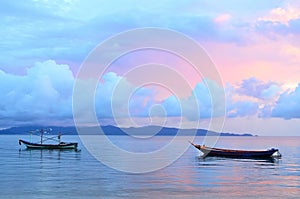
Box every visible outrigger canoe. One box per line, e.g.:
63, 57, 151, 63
19, 139, 78, 149
19, 128, 78, 150
190, 142, 281, 158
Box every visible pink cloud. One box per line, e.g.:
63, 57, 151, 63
214, 14, 232, 24
258, 6, 300, 25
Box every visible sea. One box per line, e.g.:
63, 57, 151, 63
0, 135, 299, 199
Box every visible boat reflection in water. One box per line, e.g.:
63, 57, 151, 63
196, 155, 280, 165
18, 148, 81, 160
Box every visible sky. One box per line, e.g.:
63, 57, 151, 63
1, 0, 300, 136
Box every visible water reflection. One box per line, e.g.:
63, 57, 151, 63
18, 148, 81, 160
196, 156, 280, 167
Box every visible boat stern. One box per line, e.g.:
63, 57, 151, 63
269, 148, 282, 157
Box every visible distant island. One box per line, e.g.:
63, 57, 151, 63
0, 125, 253, 136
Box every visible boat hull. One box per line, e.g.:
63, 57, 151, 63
200, 147, 278, 158
190, 142, 280, 158
19, 139, 78, 150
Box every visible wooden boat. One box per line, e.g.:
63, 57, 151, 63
19, 129, 78, 150
19, 139, 78, 149
189, 142, 281, 158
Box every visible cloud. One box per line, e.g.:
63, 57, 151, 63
271, 84, 300, 119
289, 18, 300, 33
2, 0, 270, 72
225, 78, 285, 118
214, 14, 232, 24
0, 59, 298, 129
227, 101, 259, 118
255, 5, 300, 37
237, 77, 281, 100
0, 60, 74, 127
162, 79, 226, 120
225, 83, 260, 118
0, 0, 96, 71
0, 62, 227, 127
95, 76, 226, 122
258, 6, 300, 25
95, 72, 157, 119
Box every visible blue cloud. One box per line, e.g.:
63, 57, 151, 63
95, 72, 157, 118
0, 60, 74, 127
237, 77, 281, 100
227, 101, 259, 118
255, 14, 300, 37
289, 18, 300, 33
271, 84, 300, 119
94, 75, 226, 121
1, 59, 299, 129
162, 79, 226, 120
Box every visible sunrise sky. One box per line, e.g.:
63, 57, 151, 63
1, 0, 300, 136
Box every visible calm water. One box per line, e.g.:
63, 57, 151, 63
0, 135, 299, 199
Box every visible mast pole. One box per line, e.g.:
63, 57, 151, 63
58, 132, 61, 143
40, 129, 43, 144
